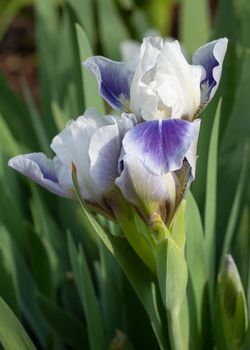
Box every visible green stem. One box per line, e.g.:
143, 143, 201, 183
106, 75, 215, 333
167, 300, 189, 350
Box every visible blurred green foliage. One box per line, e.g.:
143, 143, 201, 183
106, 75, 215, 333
0, 0, 249, 349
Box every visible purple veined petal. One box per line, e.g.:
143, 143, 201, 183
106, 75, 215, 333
8, 153, 70, 198
84, 56, 135, 111
122, 119, 196, 176
115, 155, 177, 221
89, 115, 133, 194
192, 38, 228, 106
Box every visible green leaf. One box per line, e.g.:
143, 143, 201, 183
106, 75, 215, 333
204, 99, 222, 296
21, 80, 51, 156
71, 170, 168, 349
66, 0, 96, 47
0, 114, 20, 157
220, 142, 250, 266
98, 243, 124, 339
0, 226, 20, 318
156, 239, 189, 350
185, 192, 209, 349
67, 234, 107, 350
179, 0, 210, 53
25, 225, 53, 298
38, 293, 88, 350
0, 297, 36, 350
156, 238, 188, 316
51, 101, 69, 131
76, 24, 105, 113
0, 74, 37, 149
97, 0, 130, 59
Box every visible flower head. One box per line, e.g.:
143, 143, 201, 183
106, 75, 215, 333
8, 108, 133, 217
85, 36, 228, 121
116, 118, 200, 225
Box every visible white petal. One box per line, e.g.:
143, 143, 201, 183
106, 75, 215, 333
155, 40, 203, 120
89, 115, 133, 194
129, 36, 163, 117
185, 119, 201, 178
8, 153, 69, 197
51, 109, 109, 201
116, 155, 176, 218
120, 40, 141, 62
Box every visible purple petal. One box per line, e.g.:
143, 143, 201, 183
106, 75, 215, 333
122, 119, 196, 175
8, 153, 69, 198
84, 56, 135, 111
192, 38, 228, 105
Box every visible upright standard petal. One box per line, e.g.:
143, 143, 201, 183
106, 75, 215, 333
122, 119, 196, 175
84, 56, 135, 111
192, 38, 228, 107
8, 153, 69, 197
154, 40, 203, 120
129, 36, 163, 118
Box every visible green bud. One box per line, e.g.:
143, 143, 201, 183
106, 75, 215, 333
216, 255, 248, 349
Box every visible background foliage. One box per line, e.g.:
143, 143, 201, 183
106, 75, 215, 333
0, 0, 249, 349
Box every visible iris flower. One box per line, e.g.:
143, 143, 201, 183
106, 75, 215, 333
85, 36, 228, 121
8, 109, 134, 217
8, 37, 227, 226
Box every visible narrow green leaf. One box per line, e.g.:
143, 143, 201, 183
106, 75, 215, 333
0, 114, 20, 156
0, 297, 36, 350
98, 243, 124, 339
21, 80, 51, 156
0, 226, 20, 317
67, 234, 107, 350
0, 74, 37, 149
97, 0, 130, 59
180, 0, 210, 53
76, 24, 105, 113
185, 192, 208, 349
71, 170, 168, 349
51, 101, 69, 131
25, 225, 53, 298
204, 99, 222, 295
220, 142, 250, 266
67, 0, 96, 46
156, 239, 189, 350
38, 293, 88, 350
156, 239, 188, 316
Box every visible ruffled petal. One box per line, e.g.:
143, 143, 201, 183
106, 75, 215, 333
51, 109, 109, 201
122, 119, 196, 175
89, 115, 133, 194
84, 56, 134, 111
192, 38, 228, 106
154, 40, 203, 120
130, 36, 163, 118
8, 153, 69, 197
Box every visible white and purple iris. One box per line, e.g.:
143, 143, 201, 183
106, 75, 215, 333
8, 36, 228, 225
85, 36, 228, 121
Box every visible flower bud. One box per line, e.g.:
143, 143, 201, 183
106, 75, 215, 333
216, 255, 248, 349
